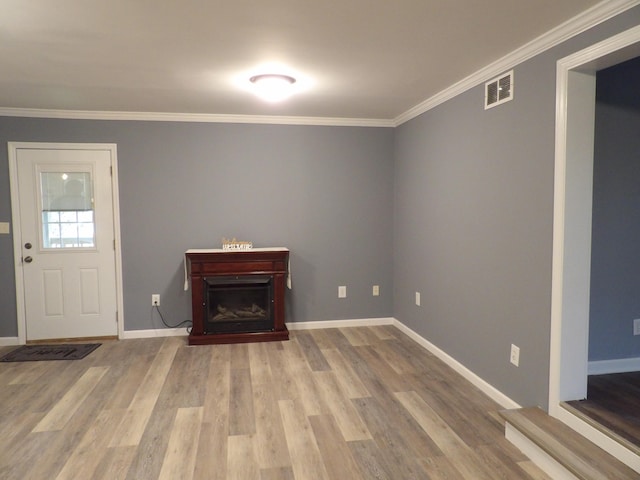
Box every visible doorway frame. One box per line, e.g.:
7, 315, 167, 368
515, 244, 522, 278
8, 142, 125, 343
549, 25, 640, 467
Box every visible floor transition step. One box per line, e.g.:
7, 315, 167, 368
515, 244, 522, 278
500, 407, 638, 480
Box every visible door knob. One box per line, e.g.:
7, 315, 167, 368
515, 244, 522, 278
24, 242, 32, 249
24, 256, 33, 263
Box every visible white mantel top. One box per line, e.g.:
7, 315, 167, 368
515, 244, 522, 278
184, 247, 291, 290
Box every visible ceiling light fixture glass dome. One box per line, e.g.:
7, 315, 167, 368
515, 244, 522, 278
249, 74, 297, 102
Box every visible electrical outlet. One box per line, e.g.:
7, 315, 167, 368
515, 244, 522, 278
634, 319, 640, 336
415, 292, 421, 306
372, 285, 380, 296
152, 294, 160, 306
510, 344, 520, 367
338, 286, 347, 298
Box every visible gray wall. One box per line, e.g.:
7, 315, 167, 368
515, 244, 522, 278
393, 6, 640, 408
589, 56, 640, 361
0, 119, 394, 335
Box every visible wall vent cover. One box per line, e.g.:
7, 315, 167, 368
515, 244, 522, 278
485, 70, 513, 109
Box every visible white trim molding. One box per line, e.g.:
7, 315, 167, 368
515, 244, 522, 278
8, 142, 125, 344
0, 107, 394, 128
548, 23, 640, 472
120, 328, 189, 339
286, 317, 394, 330
0, 337, 20, 347
588, 357, 640, 375
549, 23, 640, 411
121, 317, 395, 338
392, 319, 521, 410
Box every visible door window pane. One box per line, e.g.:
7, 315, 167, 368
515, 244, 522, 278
40, 172, 95, 248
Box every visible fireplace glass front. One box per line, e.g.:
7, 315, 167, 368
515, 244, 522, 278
204, 275, 274, 334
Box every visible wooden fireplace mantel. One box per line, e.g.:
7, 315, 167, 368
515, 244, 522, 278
186, 248, 289, 345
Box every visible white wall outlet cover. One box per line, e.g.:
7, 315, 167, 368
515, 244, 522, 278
0, 222, 10, 234
152, 294, 160, 306
338, 286, 347, 298
372, 285, 380, 296
415, 292, 421, 306
634, 318, 640, 336
510, 344, 520, 367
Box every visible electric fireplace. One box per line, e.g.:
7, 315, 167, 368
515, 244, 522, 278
186, 248, 289, 345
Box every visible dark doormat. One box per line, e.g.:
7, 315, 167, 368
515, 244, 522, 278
0, 343, 101, 362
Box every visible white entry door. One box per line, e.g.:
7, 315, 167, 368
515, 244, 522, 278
11, 144, 119, 341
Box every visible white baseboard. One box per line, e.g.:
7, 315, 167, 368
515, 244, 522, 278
286, 317, 394, 330
588, 357, 640, 375
392, 319, 521, 410
120, 328, 189, 339
121, 318, 395, 338
1, 331, 189, 343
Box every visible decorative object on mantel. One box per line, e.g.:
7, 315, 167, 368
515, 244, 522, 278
222, 237, 253, 251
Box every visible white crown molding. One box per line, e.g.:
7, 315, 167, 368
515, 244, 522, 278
0, 107, 394, 128
394, 0, 640, 126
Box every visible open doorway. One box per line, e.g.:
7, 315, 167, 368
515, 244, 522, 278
564, 55, 640, 451
549, 25, 640, 468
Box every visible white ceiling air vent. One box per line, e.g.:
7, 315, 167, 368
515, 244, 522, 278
485, 70, 513, 109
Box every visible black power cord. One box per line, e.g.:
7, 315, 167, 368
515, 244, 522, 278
152, 304, 193, 334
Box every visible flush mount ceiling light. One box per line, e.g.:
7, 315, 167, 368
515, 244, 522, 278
249, 73, 297, 102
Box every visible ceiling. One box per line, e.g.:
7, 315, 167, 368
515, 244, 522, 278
0, 0, 610, 123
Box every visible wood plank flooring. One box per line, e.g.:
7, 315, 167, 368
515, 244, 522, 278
0, 326, 550, 479
501, 407, 639, 479
566, 372, 640, 452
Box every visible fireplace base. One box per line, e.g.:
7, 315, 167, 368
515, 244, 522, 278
188, 327, 289, 345
185, 248, 290, 345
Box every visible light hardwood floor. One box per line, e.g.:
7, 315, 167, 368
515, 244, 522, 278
0, 326, 550, 479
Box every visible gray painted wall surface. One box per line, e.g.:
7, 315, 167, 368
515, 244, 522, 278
0, 119, 394, 335
0, 142, 16, 336
393, 7, 640, 408
589, 57, 640, 361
